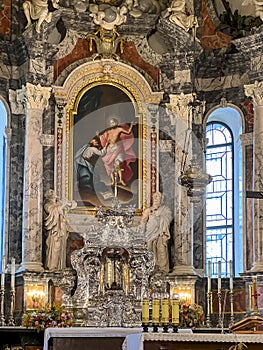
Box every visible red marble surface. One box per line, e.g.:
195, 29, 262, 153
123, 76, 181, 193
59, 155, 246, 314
0, 0, 11, 38
241, 101, 254, 132
53, 38, 94, 82
54, 38, 159, 85
212, 289, 246, 314
120, 41, 159, 85
201, 0, 232, 50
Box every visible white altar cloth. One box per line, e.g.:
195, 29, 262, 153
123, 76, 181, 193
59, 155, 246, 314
43, 327, 142, 350
123, 332, 263, 350
44, 328, 263, 350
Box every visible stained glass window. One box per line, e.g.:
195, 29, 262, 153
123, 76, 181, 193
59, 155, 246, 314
206, 122, 233, 277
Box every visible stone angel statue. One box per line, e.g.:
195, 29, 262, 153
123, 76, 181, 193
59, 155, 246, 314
163, 0, 196, 32
44, 189, 77, 271
23, 0, 59, 33
141, 191, 172, 273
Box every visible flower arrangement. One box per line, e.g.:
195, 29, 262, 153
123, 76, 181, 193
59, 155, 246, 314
179, 303, 204, 328
22, 305, 72, 332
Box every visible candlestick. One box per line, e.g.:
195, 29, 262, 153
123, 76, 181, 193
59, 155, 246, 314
229, 289, 235, 327
142, 297, 149, 325
229, 260, 233, 291
152, 297, 160, 329
218, 261, 221, 292
171, 298, 179, 325
161, 297, 169, 325
252, 276, 258, 314
1, 256, 6, 289
207, 260, 211, 293
11, 258, 15, 290
206, 290, 212, 328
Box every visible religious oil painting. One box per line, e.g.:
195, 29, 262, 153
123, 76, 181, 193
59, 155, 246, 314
70, 84, 140, 209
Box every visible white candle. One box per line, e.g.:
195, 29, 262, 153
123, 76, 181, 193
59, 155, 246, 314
229, 260, 233, 291
207, 261, 211, 293
1, 256, 5, 289
11, 258, 15, 289
218, 261, 221, 292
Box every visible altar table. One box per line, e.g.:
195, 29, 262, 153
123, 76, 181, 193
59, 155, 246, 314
124, 332, 263, 350
44, 327, 141, 350
44, 328, 263, 350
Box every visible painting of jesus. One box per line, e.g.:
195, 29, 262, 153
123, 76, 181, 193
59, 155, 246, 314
71, 84, 139, 209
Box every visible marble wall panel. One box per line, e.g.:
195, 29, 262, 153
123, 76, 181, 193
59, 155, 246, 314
241, 101, 254, 133
245, 145, 254, 271
0, 0, 11, 38
9, 114, 25, 263
193, 204, 205, 270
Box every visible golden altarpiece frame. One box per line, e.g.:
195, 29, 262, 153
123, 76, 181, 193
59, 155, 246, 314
50, 59, 167, 326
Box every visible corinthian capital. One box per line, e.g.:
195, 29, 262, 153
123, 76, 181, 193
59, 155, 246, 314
167, 93, 193, 125
244, 81, 263, 106
26, 83, 51, 110
9, 86, 26, 114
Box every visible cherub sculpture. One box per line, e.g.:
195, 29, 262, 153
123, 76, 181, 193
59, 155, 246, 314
163, 0, 196, 32
87, 5, 127, 59
23, 0, 59, 33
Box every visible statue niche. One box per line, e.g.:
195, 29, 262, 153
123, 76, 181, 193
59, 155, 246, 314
102, 247, 129, 292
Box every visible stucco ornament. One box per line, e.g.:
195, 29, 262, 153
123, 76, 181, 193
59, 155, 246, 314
163, 0, 196, 32
22, 0, 59, 33
242, 0, 263, 20
127, 0, 168, 18
90, 4, 127, 30
87, 5, 127, 59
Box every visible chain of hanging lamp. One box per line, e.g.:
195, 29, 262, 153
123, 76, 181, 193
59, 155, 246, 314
178, 15, 212, 202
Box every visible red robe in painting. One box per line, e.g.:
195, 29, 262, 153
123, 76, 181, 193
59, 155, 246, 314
99, 124, 136, 182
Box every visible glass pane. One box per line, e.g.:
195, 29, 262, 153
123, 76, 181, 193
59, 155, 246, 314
206, 122, 233, 277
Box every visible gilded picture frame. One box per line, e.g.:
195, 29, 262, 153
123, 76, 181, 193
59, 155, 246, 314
66, 82, 143, 212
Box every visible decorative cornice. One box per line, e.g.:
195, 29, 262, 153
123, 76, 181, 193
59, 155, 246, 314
9, 87, 26, 115
167, 93, 193, 125
26, 83, 51, 110
244, 81, 263, 106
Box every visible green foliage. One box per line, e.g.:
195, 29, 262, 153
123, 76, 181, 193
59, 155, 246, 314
218, 8, 263, 38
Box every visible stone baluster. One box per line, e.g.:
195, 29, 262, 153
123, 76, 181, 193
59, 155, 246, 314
244, 81, 263, 271
21, 83, 51, 271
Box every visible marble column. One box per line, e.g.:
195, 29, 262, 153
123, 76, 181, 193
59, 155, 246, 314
167, 93, 196, 275
244, 81, 263, 272
21, 83, 51, 271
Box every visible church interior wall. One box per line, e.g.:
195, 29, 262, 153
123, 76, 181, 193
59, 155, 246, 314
0, 0, 262, 335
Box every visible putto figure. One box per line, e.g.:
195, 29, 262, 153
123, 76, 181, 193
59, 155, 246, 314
23, 0, 59, 33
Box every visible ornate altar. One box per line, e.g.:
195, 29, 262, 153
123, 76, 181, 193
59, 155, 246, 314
69, 203, 154, 327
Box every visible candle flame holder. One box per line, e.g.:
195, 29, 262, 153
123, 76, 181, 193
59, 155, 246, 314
0, 288, 6, 326
206, 291, 212, 328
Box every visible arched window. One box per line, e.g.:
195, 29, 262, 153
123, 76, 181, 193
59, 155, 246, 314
0, 99, 7, 268
205, 107, 243, 277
